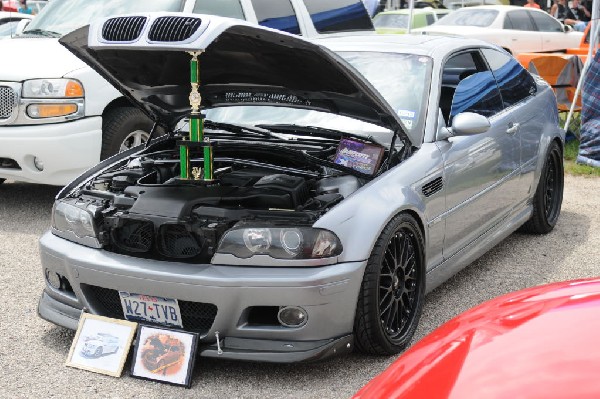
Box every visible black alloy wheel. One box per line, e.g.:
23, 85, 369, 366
521, 141, 564, 234
354, 213, 425, 355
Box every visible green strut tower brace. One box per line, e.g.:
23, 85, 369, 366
180, 50, 214, 181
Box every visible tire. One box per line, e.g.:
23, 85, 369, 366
520, 141, 564, 234
100, 107, 154, 160
354, 213, 426, 355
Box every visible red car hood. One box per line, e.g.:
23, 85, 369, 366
354, 278, 600, 399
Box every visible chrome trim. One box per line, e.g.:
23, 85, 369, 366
0, 82, 20, 125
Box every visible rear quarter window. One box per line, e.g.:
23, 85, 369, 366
303, 0, 373, 33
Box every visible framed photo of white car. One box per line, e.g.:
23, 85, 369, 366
130, 325, 199, 388
65, 313, 137, 377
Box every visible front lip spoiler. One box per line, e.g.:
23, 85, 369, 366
199, 334, 354, 363
38, 290, 354, 363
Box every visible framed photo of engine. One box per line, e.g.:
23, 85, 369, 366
130, 325, 199, 388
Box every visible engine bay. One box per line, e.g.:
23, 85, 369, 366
65, 135, 371, 263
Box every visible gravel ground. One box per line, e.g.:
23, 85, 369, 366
0, 175, 598, 399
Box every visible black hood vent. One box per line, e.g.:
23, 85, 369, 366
148, 16, 202, 42
102, 16, 147, 42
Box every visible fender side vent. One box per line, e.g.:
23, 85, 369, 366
102, 16, 147, 42
422, 177, 443, 197
148, 16, 202, 42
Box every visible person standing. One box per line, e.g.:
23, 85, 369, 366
18, 0, 33, 14
524, 0, 541, 8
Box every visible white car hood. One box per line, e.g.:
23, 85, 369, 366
0, 38, 87, 80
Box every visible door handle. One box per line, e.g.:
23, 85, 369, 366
506, 123, 520, 135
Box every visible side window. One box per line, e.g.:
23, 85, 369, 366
482, 48, 537, 108
440, 51, 503, 125
192, 0, 245, 20
529, 11, 563, 32
250, 0, 301, 35
425, 13, 436, 25
505, 10, 535, 31
303, 0, 374, 33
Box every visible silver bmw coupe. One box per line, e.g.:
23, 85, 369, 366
38, 13, 564, 363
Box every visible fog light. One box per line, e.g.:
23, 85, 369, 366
45, 269, 61, 290
277, 306, 307, 327
34, 157, 44, 171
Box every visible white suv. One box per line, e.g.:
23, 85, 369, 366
0, 0, 373, 186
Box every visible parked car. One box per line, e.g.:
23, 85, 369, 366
38, 13, 564, 363
373, 8, 451, 34
353, 278, 600, 398
80, 333, 119, 358
415, 5, 583, 54
0, 0, 374, 187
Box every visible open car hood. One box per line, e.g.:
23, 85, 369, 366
59, 13, 413, 146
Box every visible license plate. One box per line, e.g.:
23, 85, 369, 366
119, 291, 183, 328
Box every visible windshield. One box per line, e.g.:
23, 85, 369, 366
23, 0, 184, 36
435, 9, 498, 27
206, 52, 432, 145
0, 21, 20, 38
373, 14, 409, 29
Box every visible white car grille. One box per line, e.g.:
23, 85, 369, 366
0, 85, 17, 120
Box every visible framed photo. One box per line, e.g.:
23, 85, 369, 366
130, 325, 199, 388
66, 313, 137, 377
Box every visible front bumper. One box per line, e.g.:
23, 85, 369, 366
38, 232, 366, 363
0, 117, 102, 185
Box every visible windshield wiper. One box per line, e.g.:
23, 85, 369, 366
20, 29, 62, 38
204, 120, 277, 139
256, 123, 380, 145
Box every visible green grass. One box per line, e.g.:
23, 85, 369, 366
563, 139, 600, 177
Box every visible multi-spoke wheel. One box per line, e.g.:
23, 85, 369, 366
521, 141, 564, 234
354, 213, 425, 355
100, 107, 155, 160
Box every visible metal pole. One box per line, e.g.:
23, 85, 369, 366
407, 0, 415, 33
564, 1, 599, 133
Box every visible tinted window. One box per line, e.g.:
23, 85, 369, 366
436, 9, 498, 27
482, 48, 537, 107
250, 0, 301, 34
425, 13, 436, 25
451, 71, 504, 119
373, 13, 408, 28
303, 0, 373, 33
529, 10, 563, 32
505, 10, 534, 31
192, 0, 244, 20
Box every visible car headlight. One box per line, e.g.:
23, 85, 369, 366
22, 79, 84, 98
51, 200, 101, 248
21, 79, 84, 120
216, 226, 342, 260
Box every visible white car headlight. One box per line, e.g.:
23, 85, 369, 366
51, 200, 101, 248
22, 79, 84, 98
21, 79, 85, 120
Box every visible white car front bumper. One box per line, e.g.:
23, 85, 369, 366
0, 117, 102, 186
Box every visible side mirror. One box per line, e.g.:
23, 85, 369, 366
451, 112, 490, 136
15, 19, 31, 35
563, 24, 573, 33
